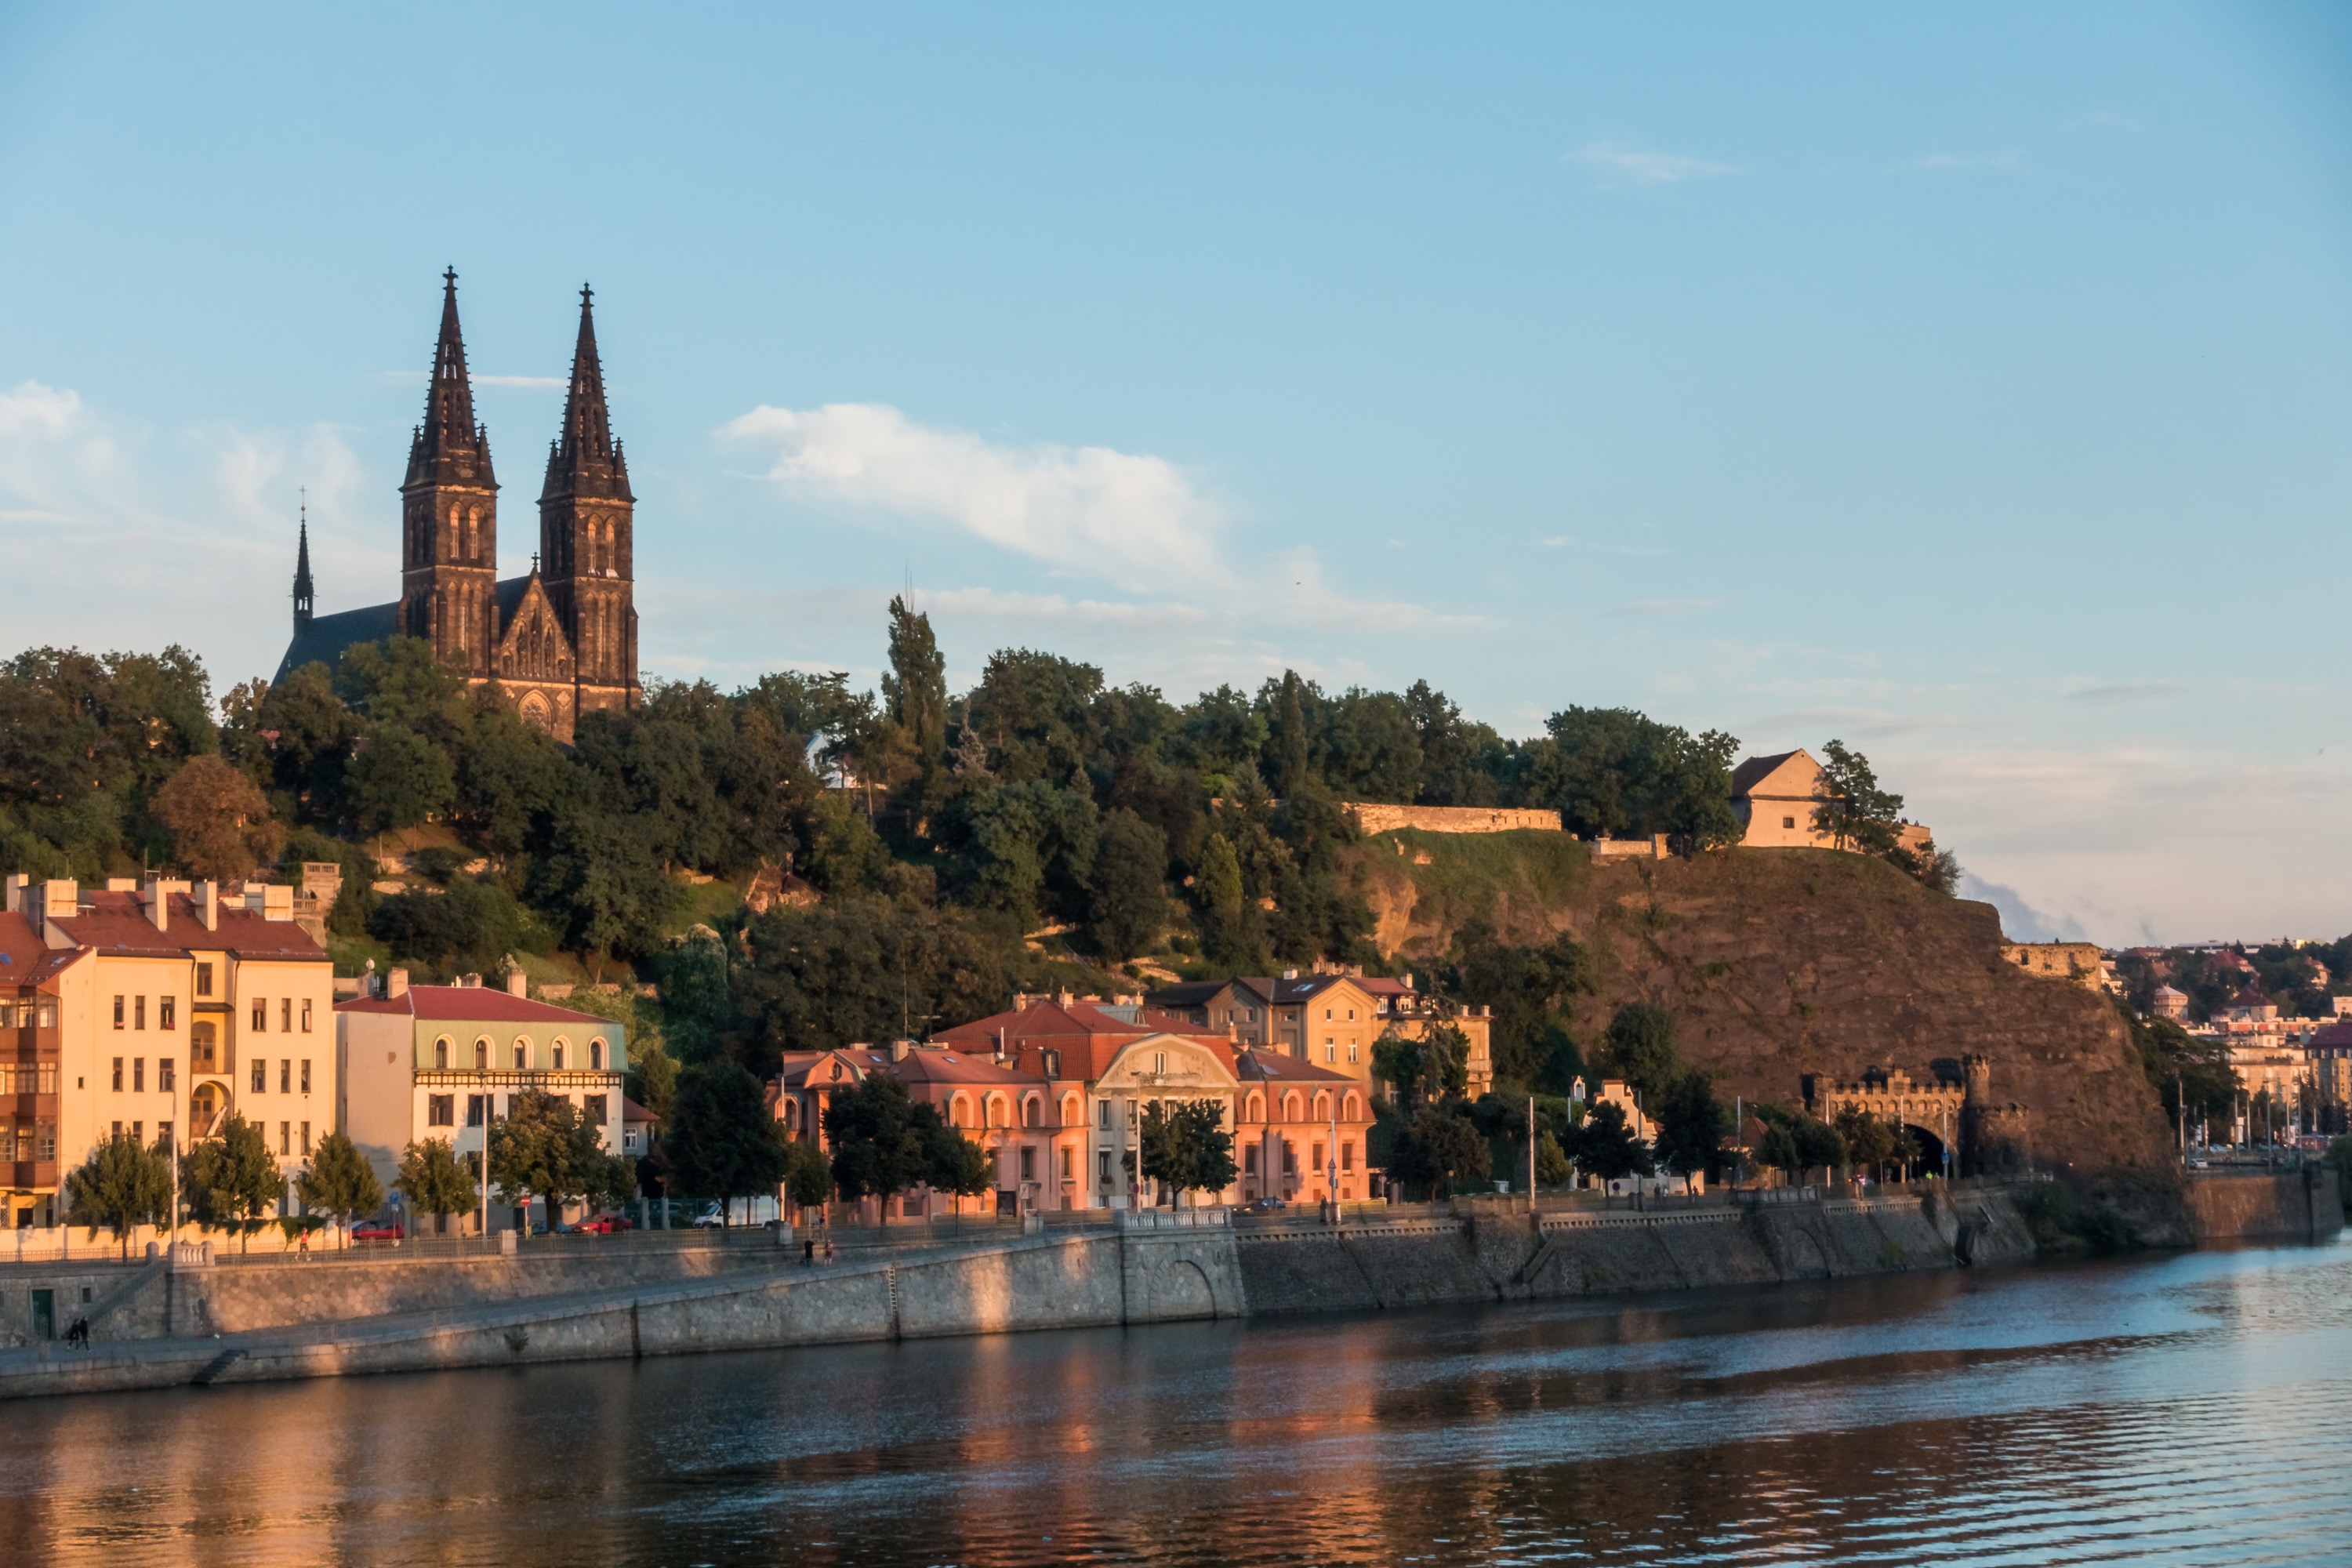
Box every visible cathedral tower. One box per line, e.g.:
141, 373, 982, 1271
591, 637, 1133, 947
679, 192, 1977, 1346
397, 270, 500, 677
539, 284, 640, 718
291, 495, 314, 633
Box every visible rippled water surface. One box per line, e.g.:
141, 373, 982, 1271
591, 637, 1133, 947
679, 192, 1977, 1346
4, 1241, 2349, 1566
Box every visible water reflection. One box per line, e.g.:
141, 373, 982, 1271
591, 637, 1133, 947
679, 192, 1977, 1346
2, 1242, 2347, 1566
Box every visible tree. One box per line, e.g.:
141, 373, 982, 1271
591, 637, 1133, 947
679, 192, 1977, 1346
396, 1138, 479, 1230
1571, 1101, 1656, 1182
345, 723, 456, 836
1832, 1106, 1897, 1182
1534, 1129, 1573, 1188
1810, 739, 1906, 856
821, 1072, 934, 1214
183, 1113, 286, 1252
1138, 1099, 1239, 1203
1443, 924, 1593, 1091
662, 1062, 793, 1225
151, 755, 285, 881
880, 594, 947, 815
782, 1137, 836, 1212
1373, 1023, 1472, 1113
489, 1088, 633, 1232
1388, 1105, 1490, 1198
1087, 808, 1168, 960
658, 924, 734, 1065
922, 1116, 996, 1203
1652, 1072, 1731, 1179
1753, 1106, 1846, 1183
1602, 1002, 1682, 1101
63, 1131, 172, 1256
296, 1130, 385, 1243
1523, 708, 1741, 847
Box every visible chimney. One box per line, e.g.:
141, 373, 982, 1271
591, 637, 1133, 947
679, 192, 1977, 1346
3, 874, 23, 913
192, 880, 219, 932
505, 968, 528, 997
31, 879, 78, 937
1403, 971, 1415, 992
144, 874, 169, 932
891, 1039, 912, 1062
387, 967, 409, 999
1013, 991, 1031, 1012
460, 971, 481, 989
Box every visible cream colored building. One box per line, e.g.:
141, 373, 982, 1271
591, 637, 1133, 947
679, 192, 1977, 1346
1, 875, 336, 1229
1731, 747, 1933, 858
337, 971, 626, 1231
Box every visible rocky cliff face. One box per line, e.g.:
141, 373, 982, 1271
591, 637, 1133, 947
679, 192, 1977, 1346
1348, 834, 2181, 1185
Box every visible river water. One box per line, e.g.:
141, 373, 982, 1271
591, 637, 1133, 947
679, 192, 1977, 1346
3, 1240, 2347, 1566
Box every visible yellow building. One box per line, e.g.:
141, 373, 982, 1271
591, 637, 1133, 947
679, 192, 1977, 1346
2, 875, 335, 1230
1731, 747, 1933, 858
1143, 972, 1495, 1098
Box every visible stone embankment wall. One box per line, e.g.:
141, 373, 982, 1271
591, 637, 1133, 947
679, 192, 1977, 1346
2184, 1169, 2344, 1242
1346, 804, 1563, 835
0, 1212, 1245, 1399
1237, 1186, 2034, 1316
0, 1186, 2053, 1401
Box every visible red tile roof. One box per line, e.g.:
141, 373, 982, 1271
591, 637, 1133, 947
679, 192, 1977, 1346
335, 985, 622, 1026
43, 891, 328, 962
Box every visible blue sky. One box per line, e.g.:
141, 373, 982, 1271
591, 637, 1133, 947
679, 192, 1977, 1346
3, 5, 2350, 946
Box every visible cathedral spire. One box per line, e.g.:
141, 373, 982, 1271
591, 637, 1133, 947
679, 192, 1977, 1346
405, 267, 495, 488
292, 488, 314, 633
540, 282, 632, 503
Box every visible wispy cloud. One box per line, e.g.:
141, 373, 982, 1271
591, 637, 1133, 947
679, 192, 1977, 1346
1915, 151, 2024, 172
1572, 141, 1735, 189
2064, 680, 2188, 707
0, 380, 369, 684
723, 401, 1226, 594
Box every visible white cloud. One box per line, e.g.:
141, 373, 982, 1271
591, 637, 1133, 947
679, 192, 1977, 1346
1573, 140, 1735, 188
724, 401, 1227, 594
0, 380, 367, 684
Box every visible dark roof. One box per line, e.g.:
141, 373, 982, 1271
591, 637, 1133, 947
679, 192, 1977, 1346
1231, 1047, 1355, 1086
45, 891, 328, 961
1730, 750, 1803, 797
274, 600, 399, 684
2307, 1020, 2352, 1047
1145, 981, 1225, 1008
405, 269, 496, 491
495, 575, 533, 623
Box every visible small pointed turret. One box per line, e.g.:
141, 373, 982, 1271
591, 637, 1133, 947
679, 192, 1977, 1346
405, 268, 496, 488
292, 491, 315, 633
540, 283, 632, 503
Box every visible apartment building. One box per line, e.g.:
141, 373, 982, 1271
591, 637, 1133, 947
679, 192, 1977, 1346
1145, 972, 1495, 1097
0, 874, 335, 1228
337, 970, 627, 1229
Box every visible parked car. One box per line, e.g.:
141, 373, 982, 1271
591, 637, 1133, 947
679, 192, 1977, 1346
572, 1212, 633, 1235
350, 1219, 404, 1242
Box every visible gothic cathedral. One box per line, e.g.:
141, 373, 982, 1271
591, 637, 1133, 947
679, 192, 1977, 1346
276, 271, 641, 741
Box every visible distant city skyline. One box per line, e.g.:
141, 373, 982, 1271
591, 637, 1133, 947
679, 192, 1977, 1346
3, 5, 2350, 946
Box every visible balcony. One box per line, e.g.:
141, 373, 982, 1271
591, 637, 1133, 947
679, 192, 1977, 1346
4, 1162, 57, 1191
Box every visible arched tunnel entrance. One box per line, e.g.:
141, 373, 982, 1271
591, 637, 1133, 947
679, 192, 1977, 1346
1900, 1124, 1948, 1181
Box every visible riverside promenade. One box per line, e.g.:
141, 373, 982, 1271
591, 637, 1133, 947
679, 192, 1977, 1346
0, 1180, 2101, 1400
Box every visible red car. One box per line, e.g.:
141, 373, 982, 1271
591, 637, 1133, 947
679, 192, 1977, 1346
571, 1213, 633, 1235
350, 1219, 404, 1241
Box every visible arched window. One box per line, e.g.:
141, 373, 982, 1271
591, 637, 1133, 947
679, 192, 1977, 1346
782, 1099, 799, 1131
1022, 1096, 1040, 1128
1283, 1092, 1303, 1123
512, 1038, 529, 1070
589, 1039, 604, 1071
434, 1036, 451, 1069
1061, 1094, 1082, 1127
1245, 1092, 1265, 1123
551, 1038, 569, 1071
987, 1095, 1006, 1129
1343, 1092, 1361, 1123
1313, 1091, 1330, 1123
950, 1095, 969, 1128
